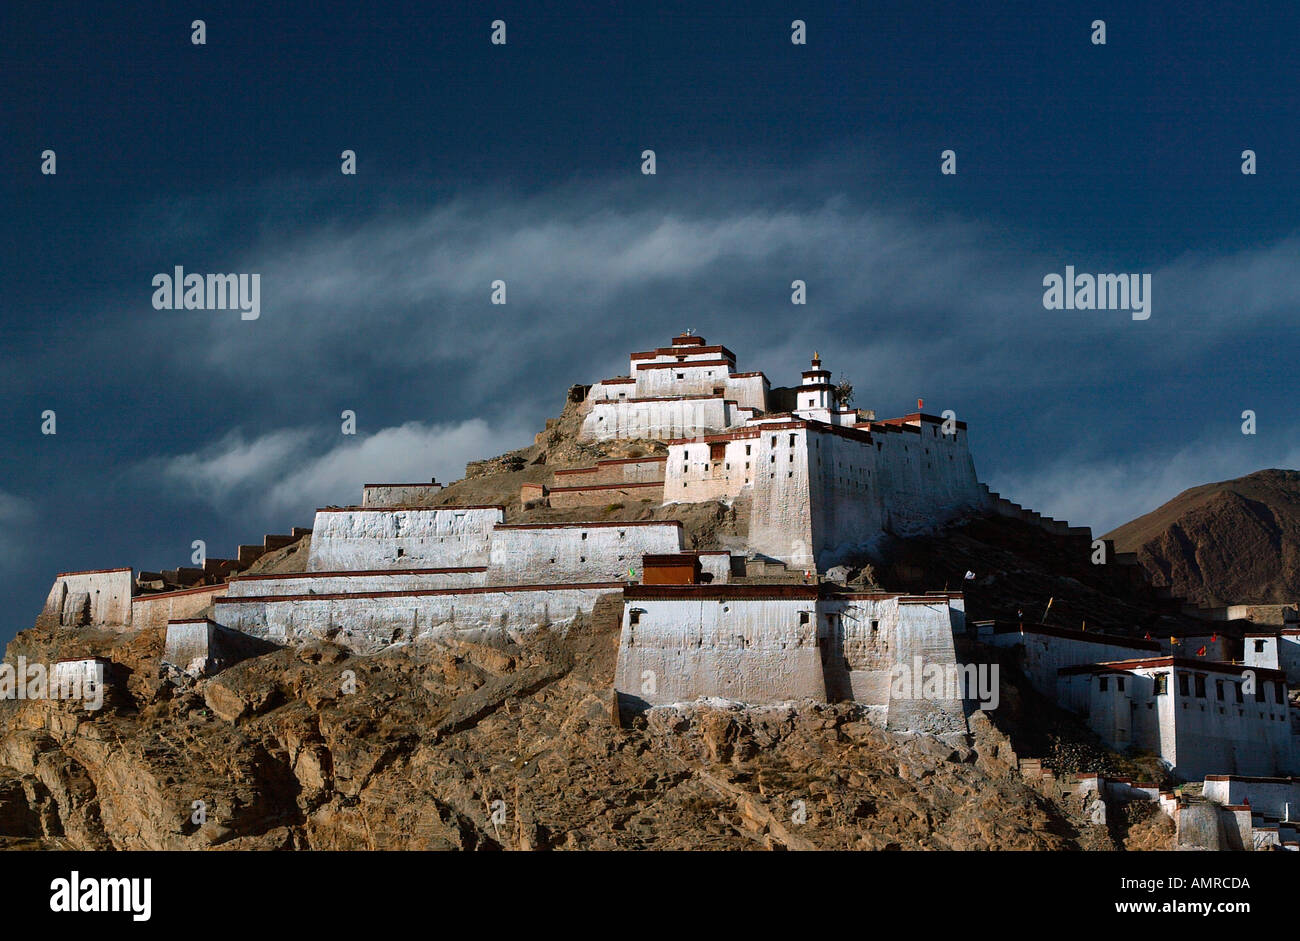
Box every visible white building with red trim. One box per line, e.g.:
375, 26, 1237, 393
580, 334, 990, 568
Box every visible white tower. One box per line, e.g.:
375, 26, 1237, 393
794, 352, 835, 422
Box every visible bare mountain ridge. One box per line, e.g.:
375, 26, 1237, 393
1105, 468, 1300, 607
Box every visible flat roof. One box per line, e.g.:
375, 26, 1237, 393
363, 482, 443, 488
1205, 774, 1298, 784
874, 412, 969, 430
231, 566, 487, 581
134, 583, 229, 601
314, 504, 505, 513
631, 344, 736, 362
1059, 657, 1286, 680
989, 622, 1162, 652
635, 359, 733, 371
495, 519, 681, 530
624, 584, 819, 601
548, 481, 663, 493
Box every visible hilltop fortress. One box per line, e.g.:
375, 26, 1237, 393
31, 333, 1300, 827
581, 333, 989, 569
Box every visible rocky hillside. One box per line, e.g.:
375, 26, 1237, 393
0, 391, 1196, 851
1105, 469, 1300, 607
0, 597, 1163, 851
0, 502, 1193, 851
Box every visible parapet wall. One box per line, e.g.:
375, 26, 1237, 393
42, 568, 133, 630
548, 481, 665, 508
553, 457, 666, 488
362, 482, 444, 507
307, 506, 504, 571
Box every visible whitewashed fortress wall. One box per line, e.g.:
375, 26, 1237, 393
42, 568, 134, 629
582, 395, 745, 442
306, 506, 504, 571
485, 521, 682, 584
614, 588, 827, 704
818, 593, 967, 735
214, 584, 620, 654
663, 414, 989, 569
614, 586, 970, 735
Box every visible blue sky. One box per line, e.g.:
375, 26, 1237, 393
3, 1, 1298, 643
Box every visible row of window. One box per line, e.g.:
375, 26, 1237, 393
1101, 672, 1287, 704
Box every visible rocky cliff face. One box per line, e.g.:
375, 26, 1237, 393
1106, 469, 1300, 607
0, 596, 1156, 851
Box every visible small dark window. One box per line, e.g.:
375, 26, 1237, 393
1194, 675, 1206, 698
1255, 639, 1266, 653
1154, 674, 1168, 695
1235, 683, 1244, 703
1099, 677, 1109, 692
1275, 683, 1285, 704
870, 619, 879, 632
1117, 677, 1125, 692
629, 610, 640, 625
799, 611, 810, 624
1178, 674, 1190, 696
1216, 679, 1225, 700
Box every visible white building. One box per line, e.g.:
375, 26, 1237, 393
581, 333, 768, 442
1057, 657, 1295, 780
662, 399, 989, 568
1244, 628, 1300, 685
